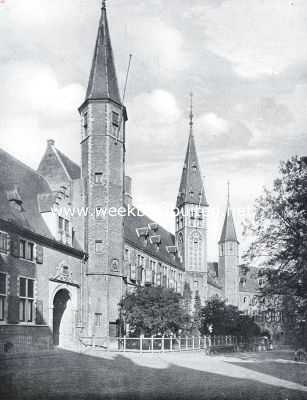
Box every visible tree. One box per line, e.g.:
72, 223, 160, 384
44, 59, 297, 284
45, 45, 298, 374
192, 290, 202, 333
119, 286, 189, 336
245, 156, 307, 346
183, 281, 192, 315
199, 296, 260, 337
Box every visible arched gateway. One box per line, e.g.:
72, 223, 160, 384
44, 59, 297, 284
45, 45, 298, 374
53, 289, 73, 347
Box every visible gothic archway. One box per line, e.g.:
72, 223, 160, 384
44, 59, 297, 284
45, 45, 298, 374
53, 289, 73, 347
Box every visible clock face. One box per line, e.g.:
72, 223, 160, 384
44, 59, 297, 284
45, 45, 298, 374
191, 231, 201, 245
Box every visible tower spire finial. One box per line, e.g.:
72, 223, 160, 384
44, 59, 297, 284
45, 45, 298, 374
227, 180, 230, 208
189, 92, 194, 135
101, 0, 106, 10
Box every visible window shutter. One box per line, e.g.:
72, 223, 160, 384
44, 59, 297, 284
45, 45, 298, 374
137, 266, 142, 282
7, 295, 19, 324
36, 245, 44, 264
10, 236, 20, 258
36, 300, 44, 324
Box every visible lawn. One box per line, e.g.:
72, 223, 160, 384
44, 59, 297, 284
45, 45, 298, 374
0, 349, 306, 400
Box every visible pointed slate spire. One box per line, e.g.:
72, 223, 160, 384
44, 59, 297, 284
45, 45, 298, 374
176, 94, 208, 208
219, 182, 239, 243
85, 1, 121, 104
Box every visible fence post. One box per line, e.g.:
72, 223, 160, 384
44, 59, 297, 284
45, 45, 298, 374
179, 336, 181, 351
198, 336, 201, 350
151, 336, 154, 353
162, 335, 165, 352
140, 335, 143, 353
170, 335, 173, 352
123, 335, 126, 352
192, 336, 195, 350
185, 336, 188, 350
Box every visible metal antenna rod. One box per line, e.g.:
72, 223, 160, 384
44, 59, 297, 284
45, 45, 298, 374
116, 54, 133, 140
122, 54, 133, 105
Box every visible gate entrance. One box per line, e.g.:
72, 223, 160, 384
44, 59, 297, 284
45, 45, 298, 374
53, 289, 73, 347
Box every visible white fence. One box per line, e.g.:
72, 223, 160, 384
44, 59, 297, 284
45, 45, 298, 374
116, 335, 250, 353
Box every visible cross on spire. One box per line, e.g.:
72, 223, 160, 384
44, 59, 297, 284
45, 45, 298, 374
101, 0, 106, 9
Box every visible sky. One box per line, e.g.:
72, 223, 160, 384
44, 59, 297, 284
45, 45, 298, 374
0, 0, 307, 260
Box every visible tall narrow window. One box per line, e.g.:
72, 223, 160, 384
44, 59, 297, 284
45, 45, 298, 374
189, 231, 202, 271
27, 242, 34, 261
64, 220, 70, 236
94, 173, 103, 184
112, 111, 120, 127
95, 240, 103, 254
0, 232, 8, 254
83, 112, 88, 137
19, 277, 34, 323
94, 313, 102, 327
0, 273, 7, 321
20, 240, 26, 259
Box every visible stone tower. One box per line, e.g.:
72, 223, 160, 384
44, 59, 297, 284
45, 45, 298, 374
79, 2, 127, 340
218, 184, 239, 307
175, 95, 209, 306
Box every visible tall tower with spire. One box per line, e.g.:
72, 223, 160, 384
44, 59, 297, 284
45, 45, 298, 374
79, 2, 127, 339
218, 183, 240, 306
175, 94, 209, 305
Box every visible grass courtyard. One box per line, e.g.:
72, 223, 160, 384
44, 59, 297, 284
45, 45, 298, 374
1, 349, 307, 400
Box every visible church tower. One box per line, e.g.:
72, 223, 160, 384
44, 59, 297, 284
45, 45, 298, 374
79, 1, 127, 340
175, 95, 209, 305
218, 184, 239, 307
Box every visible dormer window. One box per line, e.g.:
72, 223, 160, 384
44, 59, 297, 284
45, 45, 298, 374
189, 190, 194, 198
240, 277, 247, 287
112, 111, 120, 127
7, 187, 23, 212
258, 278, 265, 288
192, 163, 197, 172
58, 217, 70, 244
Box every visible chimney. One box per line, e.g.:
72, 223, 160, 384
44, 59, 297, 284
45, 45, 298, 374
124, 176, 132, 206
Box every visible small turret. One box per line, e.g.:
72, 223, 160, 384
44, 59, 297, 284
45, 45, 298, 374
218, 182, 239, 306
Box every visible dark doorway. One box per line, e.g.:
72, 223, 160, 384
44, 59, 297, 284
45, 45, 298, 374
53, 289, 71, 346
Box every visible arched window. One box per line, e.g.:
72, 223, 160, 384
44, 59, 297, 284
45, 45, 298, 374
178, 233, 184, 259
189, 231, 202, 270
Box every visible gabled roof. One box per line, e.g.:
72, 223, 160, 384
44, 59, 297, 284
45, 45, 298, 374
124, 208, 184, 271
56, 148, 81, 180
0, 148, 52, 238
176, 132, 208, 208
85, 2, 121, 105
37, 140, 81, 186
219, 207, 239, 244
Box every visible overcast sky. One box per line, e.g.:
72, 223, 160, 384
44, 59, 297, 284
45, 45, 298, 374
1, 0, 307, 260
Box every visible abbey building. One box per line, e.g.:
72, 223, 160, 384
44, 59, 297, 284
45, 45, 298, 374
0, 3, 261, 350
